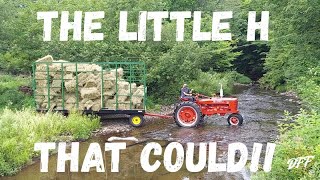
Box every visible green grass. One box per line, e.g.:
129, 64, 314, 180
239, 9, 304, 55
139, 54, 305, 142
0, 74, 33, 109
0, 108, 100, 176
252, 110, 320, 179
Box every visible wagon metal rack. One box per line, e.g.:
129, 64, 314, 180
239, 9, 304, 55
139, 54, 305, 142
32, 61, 147, 126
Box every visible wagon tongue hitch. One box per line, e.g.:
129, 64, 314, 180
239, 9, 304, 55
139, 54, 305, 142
144, 112, 173, 119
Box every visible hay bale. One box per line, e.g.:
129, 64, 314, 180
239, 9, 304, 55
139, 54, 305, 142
132, 86, 144, 105
110, 68, 124, 78
65, 64, 86, 72
135, 103, 144, 109
78, 73, 89, 87
35, 57, 145, 111
118, 101, 131, 109
92, 99, 101, 111
117, 80, 129, 89
103, 71, 116, 80
66, 96, 76, 104
84, 100, 94, 109
84, 79, 98, 88
35, 72, 47, 78
36, 55, 53, 63
51, 80, 62, 93
79, 99, 88, 110
42, 89, 57, 100
86, 64, 102, 72
36, 78, 48, 88
105, 99, 116, 109
65, 103, 76, 110
65, 79, 76, 92
103, 88, 116, 96
80, 87, 100, 99
64, 73, 74, 80
83, 74, 98, 88
36, 64, 47, 71
130, 83, 137, 93
117, 88, 130, 102
49, 63, 62, 72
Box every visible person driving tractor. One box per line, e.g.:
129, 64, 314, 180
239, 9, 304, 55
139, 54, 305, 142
180, 84, 194, 101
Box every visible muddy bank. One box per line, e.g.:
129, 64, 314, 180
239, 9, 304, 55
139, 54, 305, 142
3, 85, 300, 180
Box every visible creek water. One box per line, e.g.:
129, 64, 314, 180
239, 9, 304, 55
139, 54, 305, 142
3, 86, 300, 180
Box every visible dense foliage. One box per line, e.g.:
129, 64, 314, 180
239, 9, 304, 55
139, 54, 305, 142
0, 75, 33, 109
0, 108, 100, 176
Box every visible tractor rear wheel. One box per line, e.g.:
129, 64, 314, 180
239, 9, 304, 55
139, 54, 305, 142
227, 113, 243, 126
174, 101, 202, 127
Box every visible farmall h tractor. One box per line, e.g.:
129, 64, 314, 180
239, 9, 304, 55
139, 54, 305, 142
173, 86, 243, 127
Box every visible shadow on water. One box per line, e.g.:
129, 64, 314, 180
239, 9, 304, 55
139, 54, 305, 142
3, 86, 300, 180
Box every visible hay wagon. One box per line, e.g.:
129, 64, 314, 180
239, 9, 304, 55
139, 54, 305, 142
32, 56, 147, 127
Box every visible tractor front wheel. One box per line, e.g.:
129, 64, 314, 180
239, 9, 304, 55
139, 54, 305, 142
129, 114, 144, 127
227, 113, 243, 126
174, 101, 202, 127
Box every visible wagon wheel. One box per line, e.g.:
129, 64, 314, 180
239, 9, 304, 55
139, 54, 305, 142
129, 114, 144, 127
227, 113, 243, 126
174, 101, 202, 127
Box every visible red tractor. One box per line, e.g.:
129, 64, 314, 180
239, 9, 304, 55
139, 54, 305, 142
173, 93, 243, 127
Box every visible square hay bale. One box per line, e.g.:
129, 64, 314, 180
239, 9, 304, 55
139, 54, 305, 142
103, 88, 116, 96
117, 80, 129, 89
65, 103, 76, 110
84, 79, 98, 88
130, 83, 137, 93
36, 64, 48, 71
35, 72, 47, 79
103, 71, 116, 80
132, 86, 144, 105
135, 103, 144, 109
43, 89, 58, 100
65, 64, 87, 72
51, 80, 62, 92
83, 74, 99, 88
103, 80, 115, 89
117, 88, 130, 102
65, 79, 77, 93
36, 79, 48, 88
49, 63, 62, 72
79, 98, 89, 110
110, 68, 124, 78
105, 99, 116, 109
66, 95, 77, 104
118, 101, 131, 110
64, 73, 74, 80
86, 64, 102, 72
92, 99, 101, 111
78, 73, 89, 87
84, 100, 94, 110
80, 87, 100, 99
36, 55, 53, 63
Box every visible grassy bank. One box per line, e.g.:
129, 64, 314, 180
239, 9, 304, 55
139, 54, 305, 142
0, 74, 33, 109
0, 108, 100, 176
253, 110, 320, 179
253, 67, 320, 179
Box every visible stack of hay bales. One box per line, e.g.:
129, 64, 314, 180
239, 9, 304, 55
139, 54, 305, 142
35, 55, 145, 111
